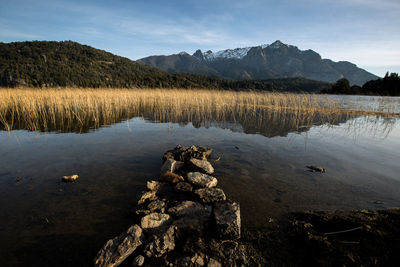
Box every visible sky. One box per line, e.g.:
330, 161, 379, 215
1, 0, 399, 77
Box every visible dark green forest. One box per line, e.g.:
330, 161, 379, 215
322, 72, 400, 96
0, 41, 331, 92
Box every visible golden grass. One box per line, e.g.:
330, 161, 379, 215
0, 87, 398, 133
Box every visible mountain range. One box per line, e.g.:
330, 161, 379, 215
0, 41, 331, 92
138, 40, 379, 86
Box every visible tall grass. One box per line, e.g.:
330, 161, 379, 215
0, 88, 397, 133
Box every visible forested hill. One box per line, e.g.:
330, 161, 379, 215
0, 41, 331, 92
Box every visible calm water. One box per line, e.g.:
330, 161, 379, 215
1, 96, 400, 266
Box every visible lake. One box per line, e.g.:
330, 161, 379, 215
1, 95, 399, 266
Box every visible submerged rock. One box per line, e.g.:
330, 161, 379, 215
195, 188, 226, 204
208, 258, 222, 267
160, 171, 184, 183
175, 253, 206, 266
138, 191, 157, 205
214, 200, 241, 239
62, 174, 79, 182
144, 225, 177, 258
189, 158, 214, 174
175, 182, 193, 192
187, 172, 218, 188
94, 224, 144, 267
161, 159, 184, 173
141, 213, 171, 229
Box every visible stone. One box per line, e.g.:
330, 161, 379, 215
195, 188, 226, 204
141, 213, 170, 229
147, 200, 165, 212
306, 165, 326, 173
144, 225, 177, 258
175, 182, 193, 192
187, 172, 218, 188
213, 200, 241, 239
160, 171, 184, 183
62, 174, 78, 182
208, 258, 222, 267
138, 191, 157, 205
168, 201, 209, 217
132, 255, 145, 266
135, 209, 151, 216
162, 151, 175, 162
161, 159, 184, 173
147, 180, 161, 191
189, 159, 214, 174
94, 224, 144, 267
175, 253, 206, 266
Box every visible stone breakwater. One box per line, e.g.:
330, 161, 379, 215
94, 145, 246, 267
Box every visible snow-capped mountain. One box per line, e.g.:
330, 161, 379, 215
137, 40, 378, 85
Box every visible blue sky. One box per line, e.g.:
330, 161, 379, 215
1, 0, 399, 77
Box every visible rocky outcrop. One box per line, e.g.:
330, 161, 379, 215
94, 225, 144, 267
95, 145, 243, 266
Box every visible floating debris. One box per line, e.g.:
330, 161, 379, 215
306, 166, 326, 173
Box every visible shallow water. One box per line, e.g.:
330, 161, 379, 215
1, 97, 400, 266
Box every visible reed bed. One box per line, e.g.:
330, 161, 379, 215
0, 88, 398, 133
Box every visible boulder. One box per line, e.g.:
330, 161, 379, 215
213, 200, 241, 239
94, 224, 144, 267
147, 200, 166, 212
168, 201, 209, 217
141, 213, 171, 229
160, 171, 184, 183
187, 172, 218, 188
161, 159, 184, 173
144, 225, 177, 258
137, 191, 157, 205
175, 182, 193, 192
163, 145, 212, 162
189, 159, 214, 174
147, 180, 161, 191
195, 188, 226, 204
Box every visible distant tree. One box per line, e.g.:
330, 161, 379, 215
331, 78, 350, 94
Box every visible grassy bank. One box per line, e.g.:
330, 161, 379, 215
0, 88, 398, 132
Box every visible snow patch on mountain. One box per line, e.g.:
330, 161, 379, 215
202, 47, 251, 61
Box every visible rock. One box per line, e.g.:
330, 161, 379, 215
160, 171, 184, 183
175, 182, 193, 192
94, 224, 144, 267
161, 159, 184, 173
189, 159, 214, 174
187, 172, 218, 188
132, 255, 145, 266
207, 258, 222, 267
162, 151, 175, 162
195, 188, 226, 204
141, 213, 171, 229
138, 191, 157, 205
148, 200, 165, 212
62, 174, 78, 182
214, 200, 241, 239
168, 201, 209, 217
147, 180, 161, 191
306, 165, 326, 173
175, 253, 205, 266
144, 225, 176, 258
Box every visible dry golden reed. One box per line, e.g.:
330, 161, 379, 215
0, 87, 397, 133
